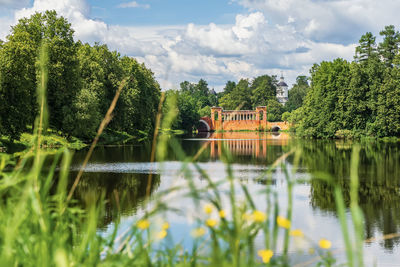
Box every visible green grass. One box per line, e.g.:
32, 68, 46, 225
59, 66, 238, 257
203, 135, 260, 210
0, 42, 370, 267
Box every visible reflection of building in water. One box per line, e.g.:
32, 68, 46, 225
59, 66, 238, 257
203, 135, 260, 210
209, 132, 289, 158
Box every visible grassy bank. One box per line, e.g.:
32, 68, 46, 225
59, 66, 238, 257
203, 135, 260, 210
0, 129, 148, 155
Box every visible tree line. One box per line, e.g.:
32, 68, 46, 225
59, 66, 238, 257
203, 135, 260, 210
290, 25, 400, 138
0, 11, 161, 141
167, 75, 309, 132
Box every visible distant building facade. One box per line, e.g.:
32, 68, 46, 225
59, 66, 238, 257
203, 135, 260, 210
276, 74, 288, 105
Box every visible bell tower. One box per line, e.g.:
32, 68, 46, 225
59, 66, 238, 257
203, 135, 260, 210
276, 72, 288, 105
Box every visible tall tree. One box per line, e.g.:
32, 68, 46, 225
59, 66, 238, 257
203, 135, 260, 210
373, 65, 400, 137
294, 59, 351, 138
219, 79, 252, 110
378, 25, 400, 67
0, 11, 80, 139
249, 75, 277, 108
355, 32, 377, 63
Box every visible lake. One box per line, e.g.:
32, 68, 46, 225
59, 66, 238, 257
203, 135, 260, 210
69, 132, 400, 266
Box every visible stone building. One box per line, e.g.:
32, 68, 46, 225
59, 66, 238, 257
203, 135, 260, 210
276, 74, 288, 105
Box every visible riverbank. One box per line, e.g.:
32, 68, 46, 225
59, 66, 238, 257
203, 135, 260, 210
0, 129, 143, 155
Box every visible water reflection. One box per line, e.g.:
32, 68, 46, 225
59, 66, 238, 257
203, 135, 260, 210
69, 172, 160, 230
208, 132, 289, 159
301, 140, 400, 250
69, 133, 400, 256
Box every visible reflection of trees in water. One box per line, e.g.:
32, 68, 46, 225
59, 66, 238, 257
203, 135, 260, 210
297, 140, 400, 250
70, 172, 160, 230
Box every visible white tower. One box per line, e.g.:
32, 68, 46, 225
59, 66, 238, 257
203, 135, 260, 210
276, 73, 288, 105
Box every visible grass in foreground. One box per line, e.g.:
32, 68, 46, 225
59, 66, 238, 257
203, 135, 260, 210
0, 43, 367, 267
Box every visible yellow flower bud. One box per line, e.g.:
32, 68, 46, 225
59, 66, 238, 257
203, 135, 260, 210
203, 204, 213, 215
219, 210, 226, 218
257, 249, 273, 263
253, 210, 267, 222
319, 239, 332, 249
162, 222, 170, 230
206, 218, 218, 228
277, 216, 291, 229
137, 219, 150, 230
157, 230, 167, 239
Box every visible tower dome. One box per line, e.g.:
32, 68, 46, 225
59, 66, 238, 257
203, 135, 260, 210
276, 73, 288, 105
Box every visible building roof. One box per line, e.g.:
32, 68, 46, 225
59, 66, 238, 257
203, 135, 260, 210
277, 81, 288, 87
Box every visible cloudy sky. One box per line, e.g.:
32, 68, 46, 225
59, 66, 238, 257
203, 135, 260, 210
1, 0, 400, 90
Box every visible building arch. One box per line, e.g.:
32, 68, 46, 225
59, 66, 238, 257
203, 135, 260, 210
271, 125, 281, 132
198, 119, 211, 132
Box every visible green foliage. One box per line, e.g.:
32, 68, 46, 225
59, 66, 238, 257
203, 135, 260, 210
355, 32, 377, 63
199, 105, 211, 117
294, 59, 352, 138
266, 99, 284, 122
250, 75, 277, 108
219, 79, 252, 110
285, 76, 309, 112
293, 26, 400, 138
175, 90, 200, 132
378, 25, 400, 67
281, 111, 291, 122
0, 11, 160, 142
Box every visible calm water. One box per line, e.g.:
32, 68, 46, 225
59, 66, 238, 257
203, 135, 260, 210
69, 132, 400, 266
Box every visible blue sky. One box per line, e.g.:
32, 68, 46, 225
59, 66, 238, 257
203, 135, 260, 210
1, 0, 400, 90
88, 0, 246, 26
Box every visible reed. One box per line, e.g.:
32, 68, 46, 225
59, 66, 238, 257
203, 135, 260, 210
0, 43, 380, 267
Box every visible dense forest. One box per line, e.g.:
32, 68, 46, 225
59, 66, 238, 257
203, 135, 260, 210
0, 11, 161, 142
290, 26, 400, 138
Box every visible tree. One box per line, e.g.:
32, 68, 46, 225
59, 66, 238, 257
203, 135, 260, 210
0, 11, 80, 139
294, 59, 351, 138
373, 66, 400, 137
176, 90, 199, 131
285, 76, 309, 112
219, 79, 252, 110
266, 99, 284, 122
222, 81, 236, 95
378, 25, 400, 67
355, 32, 377, 63
250, 75, 276, 108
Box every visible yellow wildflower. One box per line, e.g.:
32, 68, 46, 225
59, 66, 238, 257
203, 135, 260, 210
290, 229, 304, 237
157, 230, 167, 239
308, 248, 315, 255
162, 222, 170, 230
203, 204, 213, 215
257, 249, 273, 263
253, 210, 267, 222
277, 216, 291, 229
319, 239, 332, 249
191, 227, 206, 238
219, 210, 226, 218
206, 218, 218, 228
137, 219, 150, 230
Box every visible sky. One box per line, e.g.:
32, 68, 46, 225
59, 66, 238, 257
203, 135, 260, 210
1, 0, 400, 91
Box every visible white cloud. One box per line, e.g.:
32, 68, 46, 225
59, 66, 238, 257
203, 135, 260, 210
3, 0, 399, 91
236, 0, 400, 44
117, 1, 150, 9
